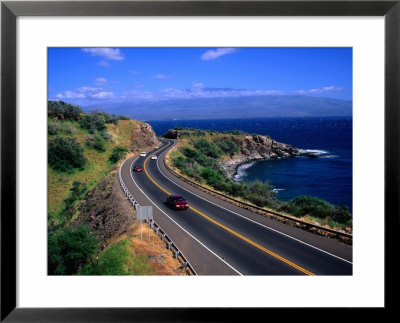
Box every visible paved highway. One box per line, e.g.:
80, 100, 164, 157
120, 140, 352, 275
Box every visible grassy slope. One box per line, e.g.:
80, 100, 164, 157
48, 118, 189, 275
47, 119, 140, 223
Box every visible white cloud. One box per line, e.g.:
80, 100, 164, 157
201, 48, 237, 60
294, 86, 343, 95
191, 82, 204, 90
91, 91, 114, 99
55, 91, 85, 99
53, 83, 345, 105
95, 77, 107, 86
152, 74, 173, 79
121, 84, 345, 101
82, 48, 124, 61
55, 86, 114, 100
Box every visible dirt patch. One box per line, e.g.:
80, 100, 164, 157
130, 226, 191, 276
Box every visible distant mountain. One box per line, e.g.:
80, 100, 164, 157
84, 95, 352, 121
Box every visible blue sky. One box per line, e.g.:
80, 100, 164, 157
48, 47, 352, 106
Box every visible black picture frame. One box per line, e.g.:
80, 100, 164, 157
1, 0, 399, 321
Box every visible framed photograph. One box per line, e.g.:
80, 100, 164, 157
2, 0, 399, 321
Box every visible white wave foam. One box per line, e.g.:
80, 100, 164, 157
304, 149, 329, 155
234, 162, 255, 182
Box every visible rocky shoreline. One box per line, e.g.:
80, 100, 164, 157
164, 129, 318, 180
220, 134, 314, 179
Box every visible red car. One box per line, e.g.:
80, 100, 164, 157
166, 195, 189, 210
133, 166, 143, 172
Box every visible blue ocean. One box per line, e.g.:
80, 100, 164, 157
149, 117, 353, 212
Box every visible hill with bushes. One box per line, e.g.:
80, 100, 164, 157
47, 101, 187, 276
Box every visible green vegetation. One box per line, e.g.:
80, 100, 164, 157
109, 146, 129, 163
85, 135, 106, 152
48, 136, 87, 172
48, 100, 82, 120
277, 196, 352, 226
168, 128, 352, 230
47, 101, 162, 275
48, 122, 76, 135
48, 224, 98, 275
79, 239, 155, 275
49, 181, 88, 230
79, 113, 107, 134
215, 138, 240, 157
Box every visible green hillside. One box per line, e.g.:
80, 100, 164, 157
47, 101, 167, 276
47, 102, 139, 226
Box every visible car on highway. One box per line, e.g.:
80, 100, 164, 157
166, 195, 189, 210
133, 166, 143, 172
140, 152, 146, 157
151, 155, 157, 160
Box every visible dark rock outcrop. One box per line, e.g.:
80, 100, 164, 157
130, 122, 158, 150
163, 129, 179, 139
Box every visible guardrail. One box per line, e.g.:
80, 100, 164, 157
118, 156, 197, 275
163, 148, 353, 245
118, 158, 139, 210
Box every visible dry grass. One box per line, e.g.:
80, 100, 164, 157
130, 225, 190, 276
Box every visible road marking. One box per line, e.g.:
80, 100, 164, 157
144, 141, 316, 276
156, 141, 352, 266
128, 152, 243, 275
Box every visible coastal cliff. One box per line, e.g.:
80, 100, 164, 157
220, 134, 309, 178
164, 128, 312, 179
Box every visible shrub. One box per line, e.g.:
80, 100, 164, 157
223, 182, 248, 198
200, 167, 225, 187
85, 135, 106, 152
194, 139, 222, 158
48, 122, 76, 135
172, 155, 187, 170
62, 123, 75, 134
48, 101, 82, 120
48, 123, 61, 135
48, 224, 98, 275
63, 181, 87, 210
109, 146, 128, 163
48, 136, 87, 172
215, 139, 240, 156
100, 130, 113, 141
79, 113, 107, 133
332, 205, 352, 225
283, 195, 335, 219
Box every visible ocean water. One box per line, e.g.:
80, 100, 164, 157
149, 117, 352, 211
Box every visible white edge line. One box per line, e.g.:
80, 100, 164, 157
156, 140, 353, 266
127, 150, 243, 276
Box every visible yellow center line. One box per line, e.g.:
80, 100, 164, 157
143, 141, 316, 276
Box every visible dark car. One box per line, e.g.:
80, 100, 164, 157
133, 166, 143, 172
166, 195, 189, 210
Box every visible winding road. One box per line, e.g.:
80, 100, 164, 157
120, 139, 352, 275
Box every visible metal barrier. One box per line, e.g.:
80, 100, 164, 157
118, 157, 197, 275
144, 218, 197, 275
